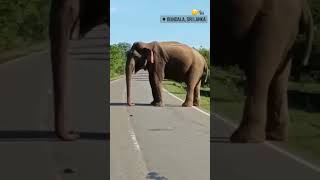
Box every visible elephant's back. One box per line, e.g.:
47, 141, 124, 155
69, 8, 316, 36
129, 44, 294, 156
212, 0, 303, 66
164, 42, 205, 64
162, 42, 204, 81
212, 0, 261, 65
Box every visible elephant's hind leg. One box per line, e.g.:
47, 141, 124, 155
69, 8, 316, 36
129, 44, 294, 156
182, 74, 198, 107
230, 54, 279, 143
182, 84, 195, 107
193, 80, 201, 106
266, 60, 292, 141
230, 17, 290, 143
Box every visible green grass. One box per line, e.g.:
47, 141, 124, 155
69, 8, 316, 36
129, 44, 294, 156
212, 67, 320, 160
163, 80, 210, 112
110, 74, 123, 81
0, 41, 48, 64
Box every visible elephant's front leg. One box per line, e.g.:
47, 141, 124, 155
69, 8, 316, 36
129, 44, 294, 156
148, 73, 164, 106
49, 0, 79, 141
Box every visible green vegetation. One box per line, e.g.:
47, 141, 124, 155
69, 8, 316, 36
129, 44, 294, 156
309, 0, 320, 26
211, 67, 245, 120
309, 0, 320, 66
0, 0, 50, 53
163, 81, 210, 112
110, 42, 131, 80
212, 66, 320, 159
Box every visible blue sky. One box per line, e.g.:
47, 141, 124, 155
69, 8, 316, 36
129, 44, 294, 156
110, 0, 210, 48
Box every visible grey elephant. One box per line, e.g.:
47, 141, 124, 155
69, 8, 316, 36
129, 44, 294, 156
126, 41, 208, 107
213, 0, 314, 143
49, 0, 107, 140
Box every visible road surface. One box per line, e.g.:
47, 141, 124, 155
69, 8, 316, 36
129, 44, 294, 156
110, 71, 210, 180
212, 113, 320, 179
0, 25, 108, 179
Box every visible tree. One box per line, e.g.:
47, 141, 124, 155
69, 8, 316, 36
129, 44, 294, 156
198, 47, 210, 67
110, 43, 132, 78
197, 47, 210, 86
117, 42, 132, 52
0, 0, 50, 51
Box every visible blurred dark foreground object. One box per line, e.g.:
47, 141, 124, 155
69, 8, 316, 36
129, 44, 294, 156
49, 0, 108, 141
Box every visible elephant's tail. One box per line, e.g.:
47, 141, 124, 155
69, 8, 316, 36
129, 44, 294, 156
201, 60, 209, 84
301, 1, 314, 66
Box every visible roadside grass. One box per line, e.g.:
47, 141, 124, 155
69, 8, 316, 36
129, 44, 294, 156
110, 74, 123, 81
212, 67, 320, 160
163, 80, 210, 112
0, 41, 49, 64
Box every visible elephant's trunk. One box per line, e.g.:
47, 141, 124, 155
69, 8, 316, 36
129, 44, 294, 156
126, 58, 135, 106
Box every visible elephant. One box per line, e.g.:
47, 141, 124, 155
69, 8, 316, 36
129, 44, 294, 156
49, 0, 107, 140
213, 0, 314, 143
126, 41, 208, 107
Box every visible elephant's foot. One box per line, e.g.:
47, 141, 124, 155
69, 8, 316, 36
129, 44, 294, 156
266, 131, 288, 141
151, 101, 164, 107
266, 125, 288, 141
56, 131, 80, 141
182, 101, 193, 107
193, 101, 200, 106
230, 125, 265, 143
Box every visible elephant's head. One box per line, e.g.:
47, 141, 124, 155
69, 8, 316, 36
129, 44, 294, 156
125, 42, 155, 106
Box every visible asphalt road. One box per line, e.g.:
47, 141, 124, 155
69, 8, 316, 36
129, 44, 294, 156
3, 22, 319, 180
110, 71, 210, 180
0, 25, 108, 180
212, 113, 320, 179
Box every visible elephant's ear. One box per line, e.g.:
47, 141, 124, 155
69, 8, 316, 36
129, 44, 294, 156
148, 49, 154, 64
151, 42, 167, 81
143, 48, 154, 64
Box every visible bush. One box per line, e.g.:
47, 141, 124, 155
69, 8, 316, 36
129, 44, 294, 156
0, 0, 50, 52
110, 43, 131, 78
198, 47, 210, 86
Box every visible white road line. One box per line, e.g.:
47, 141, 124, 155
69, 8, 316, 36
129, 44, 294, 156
163, 89, 210, 117
127, 118, 149, 178
264, 142, 320, 173
112, 76, 320, 174
120, 84, 149, 177
120, 80, 142, 153
128, 120, 142, 152
213, 113, 237, 128
212, 113, 320, 174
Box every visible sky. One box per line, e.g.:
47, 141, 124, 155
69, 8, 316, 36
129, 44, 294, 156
110, 0, 210, 48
